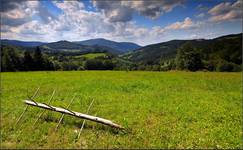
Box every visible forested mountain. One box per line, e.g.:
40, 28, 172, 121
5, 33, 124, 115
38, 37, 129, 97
1, 39, 131, 55
1, 39, 46, 47
123, 33, 242, 70
40, 40, 121, 55
123, 40, 185, 64
42, 40, 85, 50
74, 38, 141, 53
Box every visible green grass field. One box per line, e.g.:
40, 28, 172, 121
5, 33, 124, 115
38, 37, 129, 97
1, 71, 242, 148
75, 53, 107, 59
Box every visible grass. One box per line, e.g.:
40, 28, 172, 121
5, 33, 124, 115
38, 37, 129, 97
75, 53, 107, 59
0, 71, 242, 148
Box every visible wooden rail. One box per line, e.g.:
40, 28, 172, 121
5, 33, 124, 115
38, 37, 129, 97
24, 100, 124, 129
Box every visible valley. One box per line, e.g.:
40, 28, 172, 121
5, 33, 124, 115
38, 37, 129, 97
1, 33, 242, 72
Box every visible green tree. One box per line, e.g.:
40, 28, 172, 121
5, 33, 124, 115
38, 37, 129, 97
175, 42, 202, 71
84, 59, 104, 70
43, 58, 54, 70
1, 47, 21, 72
33, 46, 45, 70
2, 50, 14, 72
23, 51, 34, 71
216, 60, 241, 72
103, 60, 115, 70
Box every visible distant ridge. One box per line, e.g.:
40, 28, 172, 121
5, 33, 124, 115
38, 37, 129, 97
74, 38, 141, 53
1, 38, 141, 54
1, 39, 46, 47
40, 40, 121, 55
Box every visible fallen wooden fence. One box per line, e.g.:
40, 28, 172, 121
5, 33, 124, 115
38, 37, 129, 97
24, 100, 124, 129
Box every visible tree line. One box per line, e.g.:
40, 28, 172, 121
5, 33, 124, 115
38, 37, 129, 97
173, 42, 241, 72
134, 42, 241, 72
1, 43, 242, 72
1, 46, 116, 72
1, 46, 54, 72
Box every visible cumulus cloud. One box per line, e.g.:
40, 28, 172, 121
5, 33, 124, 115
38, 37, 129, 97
164, 17, 196, 30
93, 0, 184, 22
196, 13, 205, 18
1, 0, 39, 26
0, 0, 24, 12
0, 0, 57, 27
1, 0, 202, 45
52, 1, 116, 36
92, 1, 133, 22
53, 1, 84, 12
2, 0, 119, 42
49, 1, 173, 43
208, 0, 242, 22
124, 17, 200, 44
123, 0, 184, 18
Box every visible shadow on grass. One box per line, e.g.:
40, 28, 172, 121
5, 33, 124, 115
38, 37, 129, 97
72, 121, 131, 135
39, 114, 129, 135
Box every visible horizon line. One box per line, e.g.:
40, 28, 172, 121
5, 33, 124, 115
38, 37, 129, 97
1, 32, 242, 47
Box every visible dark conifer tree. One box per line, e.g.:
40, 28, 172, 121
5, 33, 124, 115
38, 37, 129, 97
23, 51, 34, 71
33, 46, 44, 70
175, 42, 202, 71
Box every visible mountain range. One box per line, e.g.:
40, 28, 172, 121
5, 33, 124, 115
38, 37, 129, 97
1, 39, 45, 47
1, 33, 242, 67
40, 40, 121, 55
1, 38, 141, 54
74, 38, 141, 53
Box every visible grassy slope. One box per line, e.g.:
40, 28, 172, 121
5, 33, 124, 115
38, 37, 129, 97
1, 71, 242, 148
75, 53, 107, 59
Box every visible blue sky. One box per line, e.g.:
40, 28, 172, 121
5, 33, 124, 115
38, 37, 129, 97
1, 0, 242, 45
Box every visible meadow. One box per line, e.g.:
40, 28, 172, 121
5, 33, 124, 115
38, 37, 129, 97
0, 71, 242, 148
80, 53, 107, 59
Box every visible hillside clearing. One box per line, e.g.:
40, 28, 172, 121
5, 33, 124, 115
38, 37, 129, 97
76, 53, 107, 59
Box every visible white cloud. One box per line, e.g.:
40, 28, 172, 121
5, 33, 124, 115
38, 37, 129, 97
1, 1, 39, 26
164, 17, 196, 30
1, 0, 206, 46
121, 1, 183, 19
1, 9, 201, 45
53, 1, 84, 12
93, 0, 184, 22
208, 0, 242, 22
196, 13, 205, 18
1, 0, 57, 26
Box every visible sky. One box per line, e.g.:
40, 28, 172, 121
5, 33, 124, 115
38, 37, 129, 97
1, 0, 242, 46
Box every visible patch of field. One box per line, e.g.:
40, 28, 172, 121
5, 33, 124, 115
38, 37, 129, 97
0, 71, 242, 148
76, 53, 107, 59
61, 49, 82, 52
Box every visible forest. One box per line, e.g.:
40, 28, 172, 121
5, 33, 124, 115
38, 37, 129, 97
1, 33, 242, 72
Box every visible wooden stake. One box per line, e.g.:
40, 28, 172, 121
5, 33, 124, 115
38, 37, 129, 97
55, 94, 76, 131
77, 99, 94, 139
15, 87, 40, 126
24, 100, 123, 129
32, 90, 56, 127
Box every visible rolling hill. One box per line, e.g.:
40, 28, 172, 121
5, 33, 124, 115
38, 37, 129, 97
1, 39, 45, 47
123, 33, 242, 66
74, 38, 141, 53
42, 40, 84, 50
1, 33, 242, 72
41, 40, 121, 55
2, 33, 241, 68
1, 39, 136, 55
